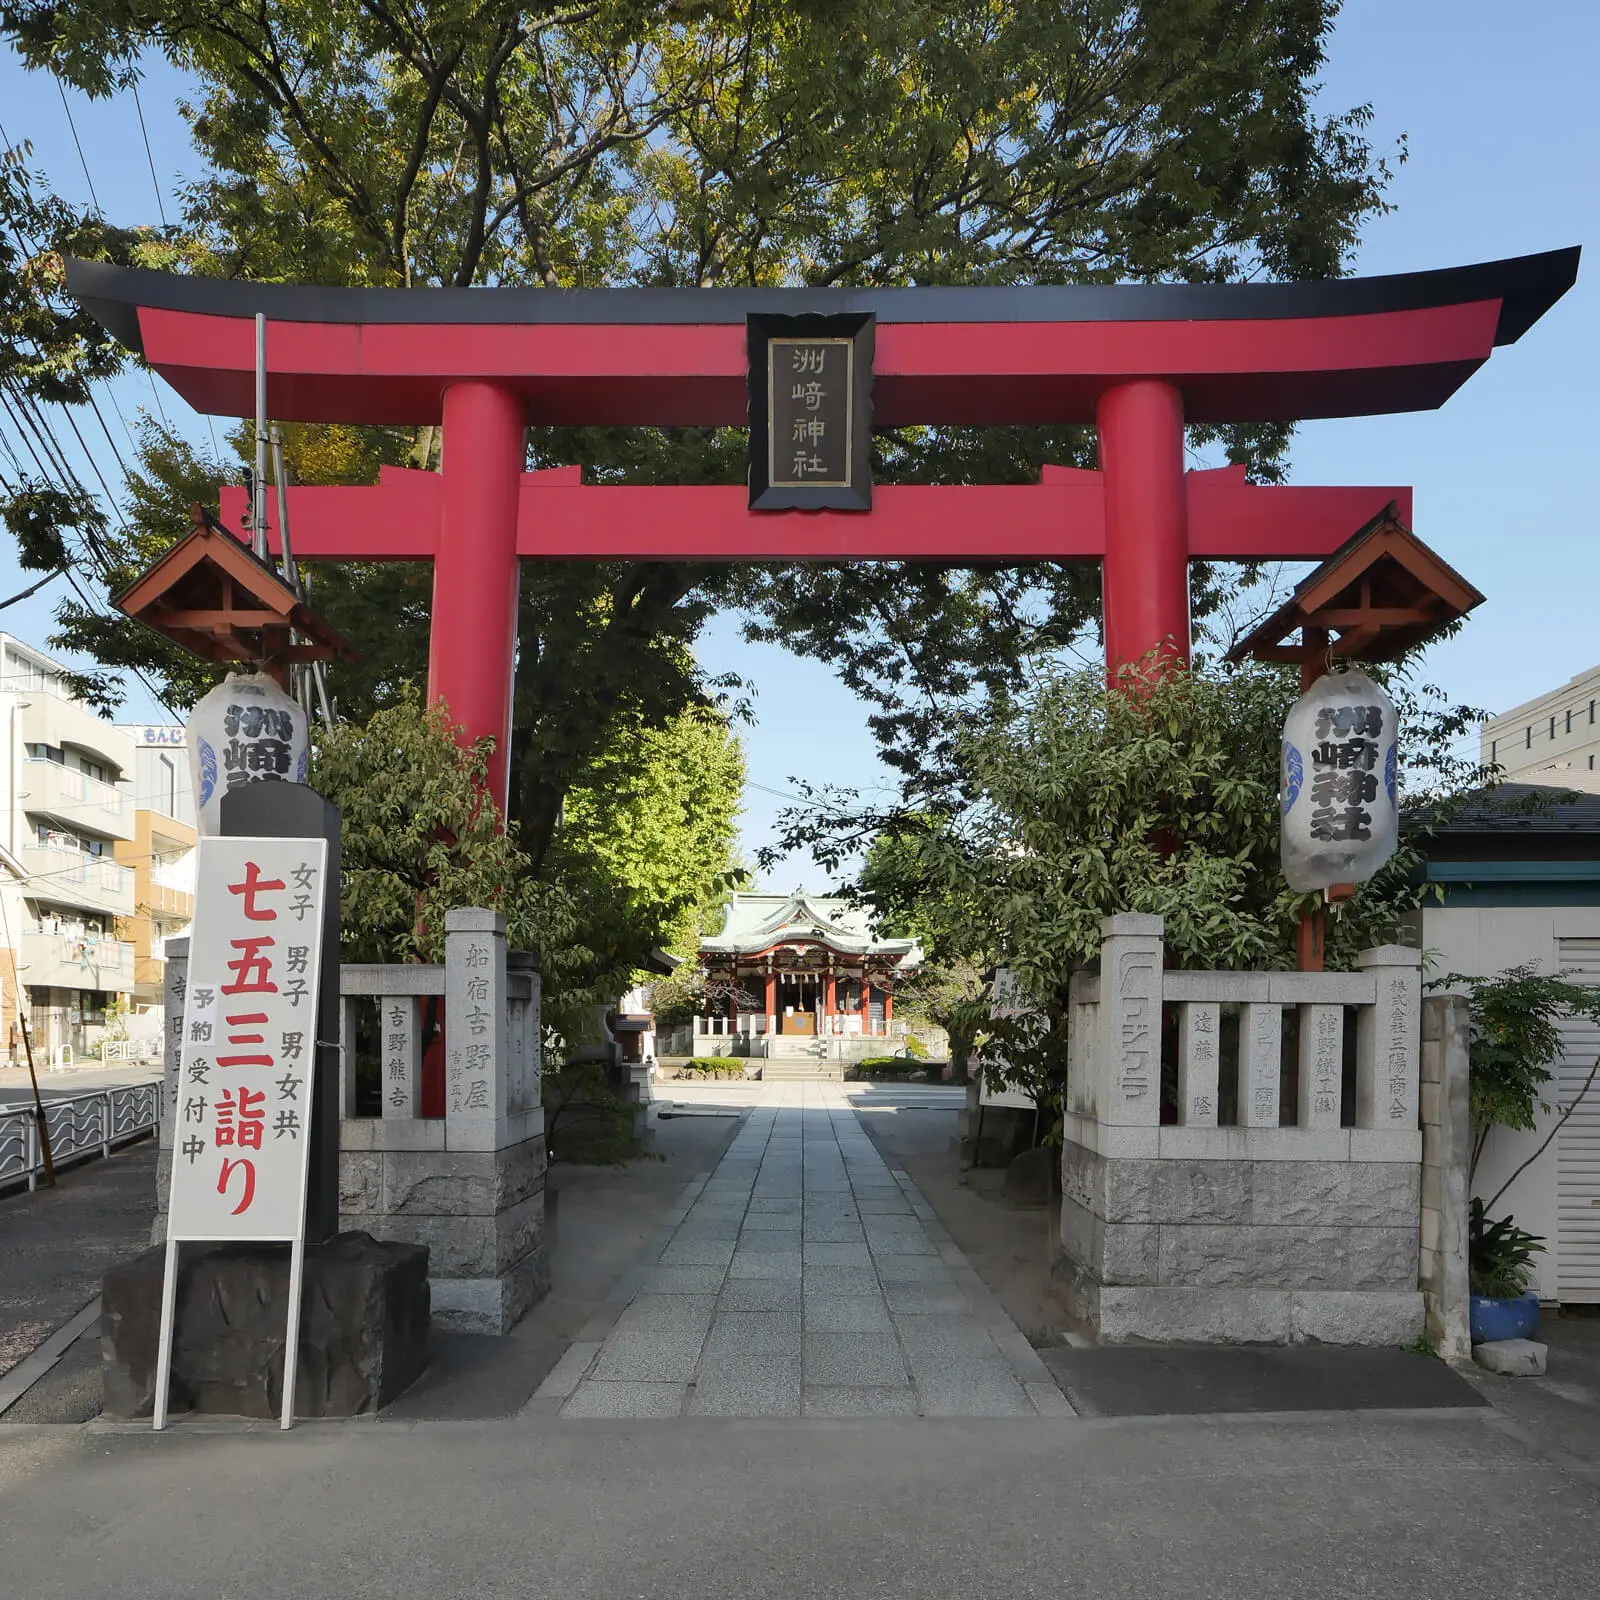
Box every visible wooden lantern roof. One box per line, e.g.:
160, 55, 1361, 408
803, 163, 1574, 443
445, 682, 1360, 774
1225, 503, 1485, 670
114, 506, 351, 670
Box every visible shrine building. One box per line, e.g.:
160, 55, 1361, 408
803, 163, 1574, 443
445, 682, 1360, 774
693, 891, 921, 1057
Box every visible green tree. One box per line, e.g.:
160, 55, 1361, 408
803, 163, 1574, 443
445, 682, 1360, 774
3, 0, 1396, 833
546, 703, 748, 989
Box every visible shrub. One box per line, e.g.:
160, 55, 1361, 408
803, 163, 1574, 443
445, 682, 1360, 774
1469, 1198, 1545, 1299
858, 1056, 913, 1074
902, 1034, 930, 1059
682, 1057, 746, 1078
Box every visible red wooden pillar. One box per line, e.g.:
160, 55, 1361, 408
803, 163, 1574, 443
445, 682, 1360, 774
825, 968, 837, 1035
1097, 379, 1190, 677
765, 969, 777, 1034
429, 381, 525, 814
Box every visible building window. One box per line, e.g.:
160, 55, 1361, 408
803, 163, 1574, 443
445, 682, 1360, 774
1490, 740, 1497, 764
27, 742, 64, 764
1567, 710, 1573, 734
1526, 727, 1533, 749
1551, 716, 1557, 738
1591, 700, 1596, 724
1591, 756, 1596, 771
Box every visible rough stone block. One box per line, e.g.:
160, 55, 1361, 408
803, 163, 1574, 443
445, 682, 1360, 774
382, 1141, 546, 1217
1249, 1160, 1419, 1228
1473, 1338, 1547, 1376
102, 1232, 429, 1419
1159, 1224, 1352, 1290
1097, 1286, 1293, 1344
1151, 1160, 1252, 1225
1291, 1290, 1423, 1346
339, 1150, 384, 1214
1099, 1221, 1160, 1286
1002, 1146, 1054, 1207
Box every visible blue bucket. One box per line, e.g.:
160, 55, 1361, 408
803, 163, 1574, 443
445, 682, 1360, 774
1469, 1291, 1540, 1345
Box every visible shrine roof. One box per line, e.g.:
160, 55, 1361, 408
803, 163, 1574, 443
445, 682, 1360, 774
64, 249, 1579, 429
702, 891, 922, 966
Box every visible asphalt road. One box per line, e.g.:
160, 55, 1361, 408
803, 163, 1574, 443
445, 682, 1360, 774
1, 1405, 1596, 1600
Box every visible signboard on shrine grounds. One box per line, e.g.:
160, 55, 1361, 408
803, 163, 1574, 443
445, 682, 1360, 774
979, 968, 1040, 1111
155, 832, 329, 1431
166, 835, 329, 1241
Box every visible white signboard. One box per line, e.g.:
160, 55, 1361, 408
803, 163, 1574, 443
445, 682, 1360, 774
155, 834, 329, 1430
979, 968, 1039, 1110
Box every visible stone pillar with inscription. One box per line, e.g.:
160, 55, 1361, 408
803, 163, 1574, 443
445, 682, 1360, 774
1092, 914, 1163, 1140
151, 935, 189, 1244
337, 908, 548, 1335
1355, 945, 1423, 1143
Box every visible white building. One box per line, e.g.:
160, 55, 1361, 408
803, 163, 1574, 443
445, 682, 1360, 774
1482, 663, 1600, 786
1, 634, 139, 1064
113, 723, 197, 1047
1412, 783, 1600, 1304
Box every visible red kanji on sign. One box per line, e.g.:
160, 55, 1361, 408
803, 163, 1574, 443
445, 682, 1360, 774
228, 860, 286, 921
217, 1011, 273, 1069
222, 936, 277, 994
215, 1085, 266, 1150
217, 1156, 256, 1215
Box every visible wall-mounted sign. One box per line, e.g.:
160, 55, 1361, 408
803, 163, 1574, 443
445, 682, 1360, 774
748, 313, 873, 511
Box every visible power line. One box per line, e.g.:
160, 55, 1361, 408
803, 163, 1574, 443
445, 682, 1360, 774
0, 568, 68, 612
130, 82, 169, 229
55, 80, 101, 215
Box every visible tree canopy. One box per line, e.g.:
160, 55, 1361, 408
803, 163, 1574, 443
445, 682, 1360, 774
1, 0, 1398, 839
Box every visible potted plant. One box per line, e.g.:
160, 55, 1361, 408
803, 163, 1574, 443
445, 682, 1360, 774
1468, 1197, 1544, 1344
1444, 964, 1600, 1340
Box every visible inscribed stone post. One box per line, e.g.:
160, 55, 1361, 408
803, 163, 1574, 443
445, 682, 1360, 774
1238, 1002, 1282, 1127
1297, 1003, 1345, 1130
445, 908, 509, 1148
1095, 915, 1164, 1126
380, 996, 422, 1120
1177, 1002, 1221, 1127
159, 936, 190, 1148
1355, 946, 1422, 1130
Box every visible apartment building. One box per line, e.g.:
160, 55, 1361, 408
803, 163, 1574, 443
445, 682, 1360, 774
113, 724, 196, 1027
1481, 663, 1600, 788
1, 634, 138, 1062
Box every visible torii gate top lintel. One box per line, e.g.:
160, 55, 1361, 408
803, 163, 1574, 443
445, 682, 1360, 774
66, 248, 1578, 427
66, 248, 1579, 811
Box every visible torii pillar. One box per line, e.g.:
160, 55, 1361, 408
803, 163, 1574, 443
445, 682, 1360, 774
431, 382, 525, 810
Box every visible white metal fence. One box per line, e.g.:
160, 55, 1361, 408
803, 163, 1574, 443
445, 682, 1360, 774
0, 1081, 160, 1192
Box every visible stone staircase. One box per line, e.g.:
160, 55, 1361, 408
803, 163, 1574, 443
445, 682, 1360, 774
761, 1037, 844, 1082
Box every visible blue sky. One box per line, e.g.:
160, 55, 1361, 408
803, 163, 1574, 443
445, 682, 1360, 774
1, 0, 1595, 887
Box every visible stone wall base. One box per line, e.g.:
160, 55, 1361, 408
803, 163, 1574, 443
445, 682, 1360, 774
1051, 1254, 1423, 1345
1057, 1137, 1424, 1347
338, 1132, 547, 1335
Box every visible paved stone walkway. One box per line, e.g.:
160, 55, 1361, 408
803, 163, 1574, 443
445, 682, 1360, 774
538, 1084, 1069, 1418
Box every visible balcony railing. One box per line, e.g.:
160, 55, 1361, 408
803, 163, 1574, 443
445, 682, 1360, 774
21, 844, 135, 915
21, 929, 137, 991
23, 758, 133, 839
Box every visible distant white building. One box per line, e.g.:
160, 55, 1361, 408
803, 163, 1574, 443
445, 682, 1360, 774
1, 634, 138, 1063
113, 722, 197, 1041
1482, 664, 1600, 788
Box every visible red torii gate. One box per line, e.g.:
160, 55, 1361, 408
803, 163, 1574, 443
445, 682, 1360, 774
68, 251, 1578, 809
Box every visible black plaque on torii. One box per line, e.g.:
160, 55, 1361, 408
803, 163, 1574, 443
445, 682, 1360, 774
747, 313, 874, 512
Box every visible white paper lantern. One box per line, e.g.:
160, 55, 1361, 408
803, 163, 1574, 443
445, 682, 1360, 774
1280, 668, 1400, 894
187, 671, 310, 837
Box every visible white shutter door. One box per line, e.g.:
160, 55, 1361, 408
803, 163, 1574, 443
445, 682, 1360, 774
1554, 938, 1600, 1301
